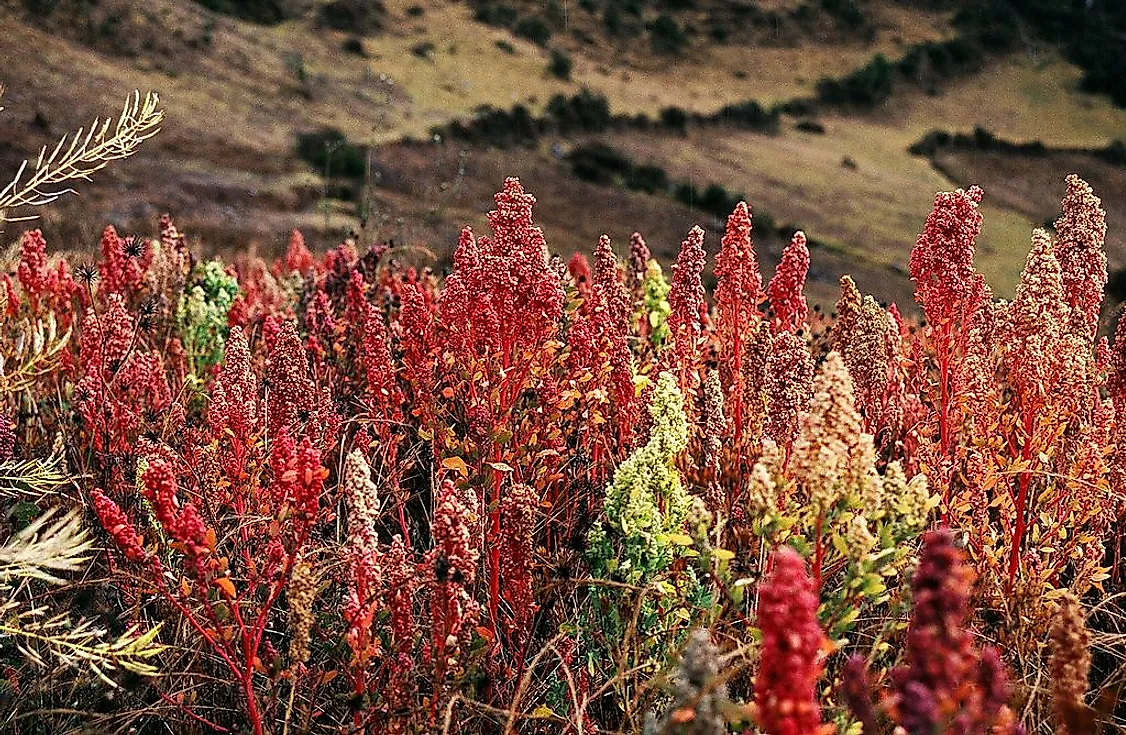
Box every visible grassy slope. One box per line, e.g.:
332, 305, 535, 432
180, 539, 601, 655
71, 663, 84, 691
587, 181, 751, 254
604, 49, 1125, 300
0, 0, 1121, 307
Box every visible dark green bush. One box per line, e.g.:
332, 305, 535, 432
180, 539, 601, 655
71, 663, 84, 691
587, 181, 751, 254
714, 100, 780, 133
342, 37, 366, 56
23, 0, 60, 16
193, 0, 295, 24
649, 14, 687, 54
602, 5, 624, 35
546, 89, 612, 132
546, 0, 566, 26
318, 0, 385, 33
515, 16, 552, 45
296, 129, 367, 179
674, 181, 697, 207
1097, 140, 1126, 167
475, 2, 519, 26
659, 106, 689, 134
549, 49, 573, 80
625, 164, 669, 195
816, 53, 893, 108
568, 144, 634, 185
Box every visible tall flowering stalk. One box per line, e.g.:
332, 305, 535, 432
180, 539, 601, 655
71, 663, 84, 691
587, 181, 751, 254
429, 477, 480, 709
766, 231, 810, 334
754, 546, 826, 735
1003, 229, 1070, 590
589, 371, 691, 581
833, 275, 900, 438
908, 186, 988, 505
888, 529, 1016, 733
763, 329, 813, 459
789, 351, 863, 585
714, 201, 763, 449
595, 235, 639, 453
1048, 592, 1092, 735
436, 178, 564, 637
628, 231, 652, 298
667, 226, 708, 394
1053, 174, 1107, 340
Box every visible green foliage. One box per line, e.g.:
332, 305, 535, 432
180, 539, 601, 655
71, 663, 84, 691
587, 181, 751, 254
193, 0, 296, 24
649, 14, 687, 55
816, 53, 894, 108
22, 0, 61, 16
659, 106, 689, 134
514, 16, 552, 45
751, 439, 936, 647
474, 2, 519, 27
177, 260, 239, 377
714, 99, 780, 133
548, 49, 572, 81
641, 261, 671, 349
545, 89, 612, 132
960, 0, 1126, 107
318, 0, 386, 33
411, 41, 435, 60
568, 143, 633, 185
295, 128, 367, 179
588, 372, 690, 584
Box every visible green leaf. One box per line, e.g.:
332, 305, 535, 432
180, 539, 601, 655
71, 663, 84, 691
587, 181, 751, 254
10, 501, 41, 530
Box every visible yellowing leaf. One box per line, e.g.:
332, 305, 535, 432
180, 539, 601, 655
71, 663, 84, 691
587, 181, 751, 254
668, 533, 694, 546
214, 577, 237, 598
713, 548, 735, 561
532, 705, 556, 719
441, 456, 469, 478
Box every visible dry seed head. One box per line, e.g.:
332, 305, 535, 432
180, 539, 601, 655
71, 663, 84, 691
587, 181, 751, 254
288, 558, 318, 666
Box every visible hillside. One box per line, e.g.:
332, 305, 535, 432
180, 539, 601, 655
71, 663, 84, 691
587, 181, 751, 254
1, 0, 1123, 308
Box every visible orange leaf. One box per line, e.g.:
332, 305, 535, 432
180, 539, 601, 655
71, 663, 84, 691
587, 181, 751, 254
441, 456, 469, 478
214, 577, 237, 598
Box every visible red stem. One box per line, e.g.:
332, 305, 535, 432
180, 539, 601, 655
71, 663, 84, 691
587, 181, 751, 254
1006, 409, 1036, 595
813, 511, 825, 591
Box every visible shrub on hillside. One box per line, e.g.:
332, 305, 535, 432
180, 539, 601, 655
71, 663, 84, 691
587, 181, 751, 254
514, 16, 552, 45
714, 99, 781, 133
318, 0, 385, 33
474, 1, 519, 27
659, 106, 690, 134
548, 49, 573, 80
193, 0, 303, 24
295, 128, 366, 178
816, 52, 894, 108
649, 14, 687, 54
